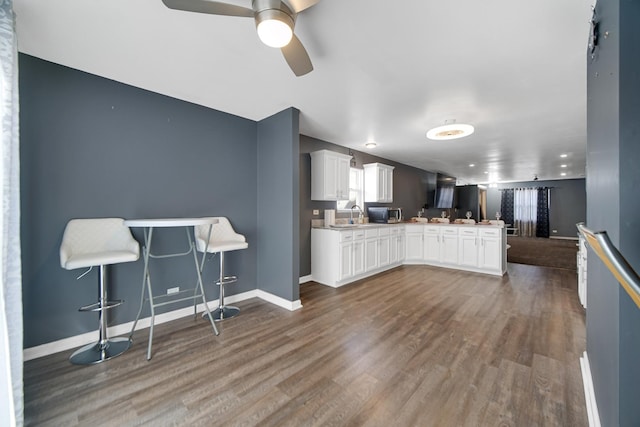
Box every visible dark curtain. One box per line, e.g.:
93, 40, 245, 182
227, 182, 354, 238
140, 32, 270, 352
536, 188, 550, 237
500, 189, 514, 225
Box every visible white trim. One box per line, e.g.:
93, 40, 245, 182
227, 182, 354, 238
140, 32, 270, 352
550, 236, 579, 241
580, 351, 601, 427
255, 289, 302, 311
23, 288, 301, 361
299, 275, 313, 284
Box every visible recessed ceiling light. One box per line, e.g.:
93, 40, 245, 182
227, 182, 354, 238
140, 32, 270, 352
484, 171, 488, 174
561, 164, 567, 168
560, 154, 568, 158
469, 164, 475, 167
426, 123, 474, 140
364, 141, 377, 149
561, 172, 567, 176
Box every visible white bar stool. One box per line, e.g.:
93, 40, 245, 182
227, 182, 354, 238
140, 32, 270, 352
195, 217, 248, 321
60, 218, 140, 364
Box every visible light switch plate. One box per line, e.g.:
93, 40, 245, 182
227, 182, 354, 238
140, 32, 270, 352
313, 209, 319, 215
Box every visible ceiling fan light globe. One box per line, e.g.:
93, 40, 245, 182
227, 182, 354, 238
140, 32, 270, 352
256, 10, 294, 48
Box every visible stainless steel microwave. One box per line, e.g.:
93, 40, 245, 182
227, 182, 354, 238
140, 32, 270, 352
367, 207, 403, 223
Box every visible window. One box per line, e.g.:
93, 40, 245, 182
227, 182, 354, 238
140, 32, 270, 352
337, 168, 364, 211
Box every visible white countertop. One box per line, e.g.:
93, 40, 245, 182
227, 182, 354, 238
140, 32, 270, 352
314, 222, 504, 230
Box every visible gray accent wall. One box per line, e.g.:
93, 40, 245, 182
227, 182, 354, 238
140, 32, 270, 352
257, 108, 300, 301
299, 135, 432, 276
586, 0, 640, 425
20, 54, 262, 347
486, 179, 586, 238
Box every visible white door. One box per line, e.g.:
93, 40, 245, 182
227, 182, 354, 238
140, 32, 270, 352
424, 232, 440, 262
479, 237, 501, 271
378, 235, 390, 267
390, 232, 398, 264
352, 239, 365, 276
339, 241, 353, 281
405, 232, 423, 261
365, 238, 379, 271
397, 233, 405, 262
336, 156, 350, 200
441, 234, 459, 264
459, 235, 478, 267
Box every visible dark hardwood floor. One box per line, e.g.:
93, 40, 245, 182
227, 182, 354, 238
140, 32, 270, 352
24, 263, 587, 426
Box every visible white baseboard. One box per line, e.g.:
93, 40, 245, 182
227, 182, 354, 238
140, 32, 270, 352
550, 236, 579, 241
580, 351, 601, 427
23, 288, 301, 361
299, 275, 313, 284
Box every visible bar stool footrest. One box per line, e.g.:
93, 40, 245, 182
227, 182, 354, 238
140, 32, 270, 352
216, 276, 237, 286
79, 300, 124, 312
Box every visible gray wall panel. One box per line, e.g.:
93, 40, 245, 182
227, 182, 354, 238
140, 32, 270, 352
585, 0, 620, 424
584, 0, 640, 424
257, 108, 300, 301
617, 1, 640, 424
20, 54, 258, 347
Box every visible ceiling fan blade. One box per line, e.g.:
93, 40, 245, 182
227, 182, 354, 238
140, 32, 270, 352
284, 0, 320, 14
281, 34, 313, 76
162, 0, 254, 17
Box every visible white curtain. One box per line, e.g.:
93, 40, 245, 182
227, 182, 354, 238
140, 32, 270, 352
513, 188, 537, 237
0, 0, 23, 425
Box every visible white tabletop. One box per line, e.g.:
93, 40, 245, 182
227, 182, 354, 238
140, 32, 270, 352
124, 217, 219, 227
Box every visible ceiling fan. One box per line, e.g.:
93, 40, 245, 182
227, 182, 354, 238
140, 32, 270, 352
162, 0, 320, 76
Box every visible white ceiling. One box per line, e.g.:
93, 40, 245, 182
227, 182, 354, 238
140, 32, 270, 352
14, 0, 593, 184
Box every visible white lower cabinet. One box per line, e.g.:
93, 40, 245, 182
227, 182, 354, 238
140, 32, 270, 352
378, 227, 391, 267
478, 228, 502, 272
390, 226, 404, 264
405, 225, 424, 262
458, 228, 479, 267
352, 237, 366, 277
338, 239, 353, 281
412, 224, 505, 275
312, 224, 506, 287
440, 227, 459, 265
365, 228, 379, 272
423, 226, 440, 262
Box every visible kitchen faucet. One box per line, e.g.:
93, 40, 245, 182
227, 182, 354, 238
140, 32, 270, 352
350, 205, 364, 224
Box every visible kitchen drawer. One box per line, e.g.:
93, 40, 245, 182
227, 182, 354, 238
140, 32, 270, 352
424, 225, 440, 234
365, 228, 379, 239
441, 226, 459, 235
405, 224, 424, 233
353, 229, 366, 240
459, 228, 478, 236
480, 228, 501, 237
339, 231, 354, 242
378, 227, 391, 236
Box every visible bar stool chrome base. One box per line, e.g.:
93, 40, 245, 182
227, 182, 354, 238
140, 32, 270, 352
204, 305, 240, 321
69, 337, 131, 365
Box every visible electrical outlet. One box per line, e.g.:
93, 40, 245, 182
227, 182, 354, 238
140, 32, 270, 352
552, 229, 558, 234
313, 209, 319, 215
167, 287, 180, 295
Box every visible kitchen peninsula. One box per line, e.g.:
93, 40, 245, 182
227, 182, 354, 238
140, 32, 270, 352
311, 222, 507, 287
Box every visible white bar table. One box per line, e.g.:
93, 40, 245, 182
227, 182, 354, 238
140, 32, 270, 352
124, 217, 219, 360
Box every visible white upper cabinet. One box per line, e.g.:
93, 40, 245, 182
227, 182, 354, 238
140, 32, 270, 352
363, 163, 394, 203
310, 150, 352, 201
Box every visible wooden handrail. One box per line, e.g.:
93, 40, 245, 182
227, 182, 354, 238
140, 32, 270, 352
577, 223, 640, 309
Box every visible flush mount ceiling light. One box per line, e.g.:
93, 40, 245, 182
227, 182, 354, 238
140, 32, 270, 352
256, 7, 294, 48
426, 122, 475, 140
364, 141, 377, 149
